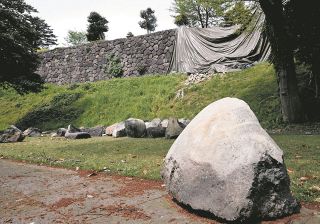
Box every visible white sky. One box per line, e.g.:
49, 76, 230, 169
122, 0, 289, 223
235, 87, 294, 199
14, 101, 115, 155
25, 0, 177, 46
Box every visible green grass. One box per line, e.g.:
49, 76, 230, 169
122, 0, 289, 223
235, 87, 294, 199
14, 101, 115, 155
0, 135, 319, 203
0, 137, 174, 180
272, 135, 320, 203
0, 63, 281, 131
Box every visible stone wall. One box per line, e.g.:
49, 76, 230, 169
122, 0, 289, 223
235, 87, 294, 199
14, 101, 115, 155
38, 29, 176, 84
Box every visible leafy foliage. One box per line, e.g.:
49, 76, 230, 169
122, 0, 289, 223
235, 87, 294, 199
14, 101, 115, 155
172, 0, 254, 29
223, 2, 254, 28
0, 0, 56, 94
172, 0, 229, 28
105, 54, 123, 78
138, 8, 157, 34
86, 12, 109, 41
174, 13, 190, 27
65, 30, 87, 46
126, 32, 134, 38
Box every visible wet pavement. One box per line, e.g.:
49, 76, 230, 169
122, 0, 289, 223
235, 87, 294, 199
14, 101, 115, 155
0, 160, 319, 224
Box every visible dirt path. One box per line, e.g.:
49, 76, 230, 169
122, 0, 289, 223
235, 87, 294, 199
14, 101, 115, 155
0, 160, 319, 224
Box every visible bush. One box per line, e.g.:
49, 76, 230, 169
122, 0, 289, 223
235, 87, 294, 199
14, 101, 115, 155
105, 54, 123, 77
137, 65, 147, 75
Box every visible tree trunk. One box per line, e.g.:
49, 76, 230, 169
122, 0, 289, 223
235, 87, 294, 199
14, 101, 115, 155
312, 49, 320, 98
196, 5, 205, 28
259, 0, 303, 122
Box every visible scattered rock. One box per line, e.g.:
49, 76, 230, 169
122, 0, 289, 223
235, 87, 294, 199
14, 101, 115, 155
147, 127, 166, 138
67, 124, 80, 133
125, 118, 146, 138
64, 124, 91, 139
160, 119, 169, 128
56, 128, 67, 137
162, 98, 300, 222
165, 117, 185, 139
65, 132, 91, 139
184, 73, 215, 86
105, 123, 118, 136
112, 122, 127, 138
0, 125, 25, 143
178, 118, 190, 128
145, 118, 162, 129
145, 118, 165, 138
80, 126, 105, 137
23, 127, 42, 137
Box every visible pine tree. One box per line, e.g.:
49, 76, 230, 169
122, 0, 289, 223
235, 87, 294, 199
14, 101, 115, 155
0, 0, 57, 93
86, 12, 109, 41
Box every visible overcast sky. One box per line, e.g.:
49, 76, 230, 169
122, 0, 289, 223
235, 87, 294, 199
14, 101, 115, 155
25, 0, 177, 46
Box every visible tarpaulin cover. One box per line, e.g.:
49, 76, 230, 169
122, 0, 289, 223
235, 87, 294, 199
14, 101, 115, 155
169, 13, 270, 74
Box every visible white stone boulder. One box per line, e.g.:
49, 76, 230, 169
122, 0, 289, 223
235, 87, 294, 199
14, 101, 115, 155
23, 127, 42, 137
112, 122, 126, 138
162, 98, 299, 222
146, 118, 165, 138
105, 123, 118, 136
0, 125, 25, 143
165, 117, 185, 139
125, 118, 146, 138
65, 124, 91, 139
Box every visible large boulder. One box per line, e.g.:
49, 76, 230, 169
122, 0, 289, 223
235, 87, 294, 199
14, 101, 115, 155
145, 118, 162, 129
65, 124, 91, 139
178, 118, 191, 128
56, 128, 67, 137
112, 122, 127, 138
160, 119, 169, 128
0, 125, 25, 143
146, 118, 165, 138
124, 118, 146, 138
105, 123, 118, 136
67, 124, 80, 133
65, 132, 91, 139
80, 126, 105, 137
165, 117, 185, 139
162, 98, 300, 222
23, 127, 42, 137
147, 127, 166, 138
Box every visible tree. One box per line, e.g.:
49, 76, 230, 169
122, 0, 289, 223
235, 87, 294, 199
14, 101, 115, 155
258, 0, 303, 122
86, 12, 109, 41
0, 0, 56, 94
65, 30, 87, 46
126, 32, 134, 38
138, 8, 157, 34
174, 13, 190, 27
223, 1, 253, 28
172, 0, 230, 28
286, 0, 320, 98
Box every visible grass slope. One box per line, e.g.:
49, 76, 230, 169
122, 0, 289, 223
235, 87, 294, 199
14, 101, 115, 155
0, 63, 280, 130
0, 135, 319, 203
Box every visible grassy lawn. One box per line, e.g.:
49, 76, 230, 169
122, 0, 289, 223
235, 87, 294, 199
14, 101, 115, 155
0, 135, 319, 203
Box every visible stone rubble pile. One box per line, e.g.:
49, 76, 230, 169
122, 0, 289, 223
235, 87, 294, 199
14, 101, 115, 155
0, 117, 190, 143
184, 73, 216, 86
49, 117, 190, 140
